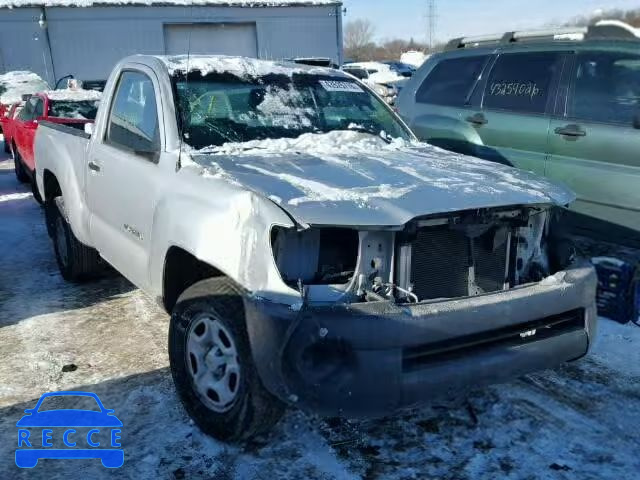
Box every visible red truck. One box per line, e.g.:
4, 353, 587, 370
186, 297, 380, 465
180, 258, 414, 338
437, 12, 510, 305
12, 89, 101, 199
1, 102, 23, 154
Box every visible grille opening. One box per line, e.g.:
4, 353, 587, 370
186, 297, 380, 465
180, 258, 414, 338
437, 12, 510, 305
402, 309, 585, 372
403, 226, 512, 302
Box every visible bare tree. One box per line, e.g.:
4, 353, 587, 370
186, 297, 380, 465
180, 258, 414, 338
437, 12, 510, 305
344, 19, 376, 61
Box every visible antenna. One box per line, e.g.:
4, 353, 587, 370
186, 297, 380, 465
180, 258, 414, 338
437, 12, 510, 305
426, 0, 437, 51
177, 5, 193, 172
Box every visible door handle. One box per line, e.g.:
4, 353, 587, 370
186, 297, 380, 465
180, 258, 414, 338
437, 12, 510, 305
88, 160, 101, 172
465, 113, 488, 126
554, 124, 586, 137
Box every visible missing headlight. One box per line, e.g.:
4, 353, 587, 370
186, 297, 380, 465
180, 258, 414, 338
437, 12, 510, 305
271, 227, 359, 287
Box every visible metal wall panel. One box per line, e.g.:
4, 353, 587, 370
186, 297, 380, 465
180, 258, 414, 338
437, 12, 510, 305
164, 23, 258, 57
0, 5, 342, 83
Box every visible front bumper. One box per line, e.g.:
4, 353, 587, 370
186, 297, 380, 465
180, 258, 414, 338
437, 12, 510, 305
244, 261, 598, 418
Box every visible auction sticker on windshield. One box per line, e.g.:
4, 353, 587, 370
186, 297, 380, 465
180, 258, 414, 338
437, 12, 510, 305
319, 80, 365, 93
15, 391, 124, 469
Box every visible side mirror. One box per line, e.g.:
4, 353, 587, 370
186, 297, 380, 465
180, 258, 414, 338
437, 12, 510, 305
84, 123, 95, 136
21, 94, 32, 102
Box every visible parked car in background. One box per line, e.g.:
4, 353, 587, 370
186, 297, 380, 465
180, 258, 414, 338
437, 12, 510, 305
0, 71, 49, 120
12, 89, 101, 200
383, 61, 416, 77
343, 62, 407, 104
397, 23, 640, 247
1, 102, 23, 153
35, 54, 596, 442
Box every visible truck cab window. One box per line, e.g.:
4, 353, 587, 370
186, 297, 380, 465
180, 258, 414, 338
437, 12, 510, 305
483, 52, 563, 114
570, 52, 640, 126
17, 98, 37, 121
107, 71, 160, 153
33, 99, 44, 118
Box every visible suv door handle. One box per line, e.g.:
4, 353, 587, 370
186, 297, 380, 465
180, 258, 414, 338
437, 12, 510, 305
465, 113, 488, 126
554, 124, 587, 137
88, 160, 101, 172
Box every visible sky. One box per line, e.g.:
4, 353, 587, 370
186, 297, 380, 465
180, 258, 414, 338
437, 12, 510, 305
342, 0, 640, 44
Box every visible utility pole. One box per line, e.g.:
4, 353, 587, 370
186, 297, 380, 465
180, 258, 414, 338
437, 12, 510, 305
426, 0, 437, 51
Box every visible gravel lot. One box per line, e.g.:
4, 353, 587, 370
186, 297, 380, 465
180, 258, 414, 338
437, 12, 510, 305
0, 152, 639, 480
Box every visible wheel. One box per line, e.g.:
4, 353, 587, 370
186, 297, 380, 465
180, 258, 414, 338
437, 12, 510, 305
169, 277, 285, 441
48, 197, 102, 282
12, 146, 29, 184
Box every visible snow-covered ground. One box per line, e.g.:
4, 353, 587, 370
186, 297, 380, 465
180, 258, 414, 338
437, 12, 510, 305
0, 149, 639, 479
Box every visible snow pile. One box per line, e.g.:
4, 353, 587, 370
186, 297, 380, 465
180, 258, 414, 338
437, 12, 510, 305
44, 89, 102, 101
401, 50, 430, 68
199, 130, 417, 156
162, 54, 333, 79
0, 71, 49, 105
0, 0, 337, 7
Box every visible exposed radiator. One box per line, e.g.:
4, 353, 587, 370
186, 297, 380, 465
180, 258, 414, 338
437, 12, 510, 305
407, 227, 511, 301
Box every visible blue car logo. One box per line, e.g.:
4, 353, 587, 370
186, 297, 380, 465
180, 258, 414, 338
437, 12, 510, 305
16, 391, 123, 468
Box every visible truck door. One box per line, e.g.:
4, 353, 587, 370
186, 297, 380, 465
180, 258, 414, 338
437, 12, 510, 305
547, 49, 640, 241
462, 51, 567, 176
86, 67, 164, 289
13, 97, 39, 171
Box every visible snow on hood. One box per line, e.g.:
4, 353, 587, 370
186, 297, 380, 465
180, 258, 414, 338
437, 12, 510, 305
160, 55, 335, 79
191, 131, 576, 227
44, 89, 102, 101
0, 71, 49, 105
0, 0, 337, 7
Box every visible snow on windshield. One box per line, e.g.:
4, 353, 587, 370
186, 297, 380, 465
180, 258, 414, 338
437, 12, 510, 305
162, 55, 333, 79
0, 71, 49, 105
200, 130, 416, 155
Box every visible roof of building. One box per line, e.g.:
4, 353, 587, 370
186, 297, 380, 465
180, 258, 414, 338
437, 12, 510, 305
0, 0, 339, 8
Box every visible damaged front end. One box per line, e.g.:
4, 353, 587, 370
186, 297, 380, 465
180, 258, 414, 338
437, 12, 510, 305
244, 205, 597, 418
270, 205, 574, 306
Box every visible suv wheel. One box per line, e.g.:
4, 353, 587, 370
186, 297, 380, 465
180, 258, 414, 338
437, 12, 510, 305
169, 277, 284, 441
12, 146, 29, 184
47, 197, 102, 281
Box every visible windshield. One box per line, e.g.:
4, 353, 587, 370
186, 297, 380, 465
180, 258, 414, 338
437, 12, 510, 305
49, 100, 99, 120
173, 72, 411, 150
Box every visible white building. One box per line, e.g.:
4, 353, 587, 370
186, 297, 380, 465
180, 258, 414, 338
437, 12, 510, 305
0, 0, 343, 85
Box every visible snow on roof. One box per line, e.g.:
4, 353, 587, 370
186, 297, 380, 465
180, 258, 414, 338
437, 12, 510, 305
0, 0, 338, 8
0, 71, 49, 105
44, 88, 102, 101
160, 54, 337, 78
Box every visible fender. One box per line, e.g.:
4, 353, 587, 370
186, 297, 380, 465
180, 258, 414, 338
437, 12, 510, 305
146, 170, 299, 307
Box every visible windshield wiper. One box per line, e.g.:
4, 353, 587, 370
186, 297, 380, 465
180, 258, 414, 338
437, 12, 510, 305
343, 125, 393, 144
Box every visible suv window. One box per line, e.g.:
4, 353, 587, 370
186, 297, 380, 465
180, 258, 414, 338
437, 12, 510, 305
107, 71, 160, 153
415, 55, 488, 107
484, 52, 563, 114
570, 51, 640, 126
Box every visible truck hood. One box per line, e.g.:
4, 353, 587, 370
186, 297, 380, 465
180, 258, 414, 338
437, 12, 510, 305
194, 144, 575, 227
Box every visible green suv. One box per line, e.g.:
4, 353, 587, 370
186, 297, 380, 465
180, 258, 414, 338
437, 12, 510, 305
397, 24, 640, 246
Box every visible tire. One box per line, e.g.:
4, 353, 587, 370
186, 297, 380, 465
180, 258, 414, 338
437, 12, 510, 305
48, 197, 102, 282
169, 277, 285, 442
12, 146, 29, 184
31, 171, 43, 205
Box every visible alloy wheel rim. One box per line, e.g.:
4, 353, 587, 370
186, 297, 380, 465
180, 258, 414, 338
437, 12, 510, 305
186, 313, 241, 413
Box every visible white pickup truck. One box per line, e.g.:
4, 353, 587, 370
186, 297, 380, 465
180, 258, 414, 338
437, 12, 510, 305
35, 54, 597, 442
